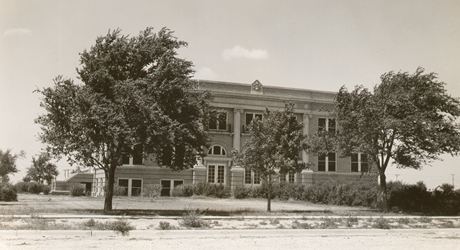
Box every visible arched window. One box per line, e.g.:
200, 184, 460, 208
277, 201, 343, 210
207, 145, 226, 156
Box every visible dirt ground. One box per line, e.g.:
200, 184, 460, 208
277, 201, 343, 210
1, 229, 459, 250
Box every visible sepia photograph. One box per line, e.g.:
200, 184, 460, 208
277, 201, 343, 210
1, 0, 460, 249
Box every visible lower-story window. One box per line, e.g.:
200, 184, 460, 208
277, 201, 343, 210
280, 171, 296, 183
244, 169, 261, 185
117, 178, 142, 196
208, 165, 225, 184
288, 171, 295, 183
118, 179, 129, 196
351, 153, 369, 172
318, 153, 336, 172
161, 179, 184, 196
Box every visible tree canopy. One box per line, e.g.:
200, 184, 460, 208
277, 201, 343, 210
0, 149, 24, 183
234, 104, 305, 211
36, 27, 210, 212
334, 67, 460, 209
26, 152, 58, 185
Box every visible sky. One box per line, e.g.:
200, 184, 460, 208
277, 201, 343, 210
0, 0, 459, 188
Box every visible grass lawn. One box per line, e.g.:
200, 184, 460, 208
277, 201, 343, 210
0, 193, 375, 216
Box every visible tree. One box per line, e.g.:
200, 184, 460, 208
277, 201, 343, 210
25, 153, 58, 185
333, 68, 460, 210
0, 149, 25, 183
36, 27, 210, 212
234, 104, 305, 211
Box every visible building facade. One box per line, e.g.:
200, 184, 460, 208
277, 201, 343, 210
88, 80, 376, 197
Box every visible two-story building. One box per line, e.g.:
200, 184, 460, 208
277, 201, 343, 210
89, 79, 376, 197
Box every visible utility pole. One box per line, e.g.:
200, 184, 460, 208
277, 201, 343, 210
451, 174, 455, 189
395, 174, 399, 181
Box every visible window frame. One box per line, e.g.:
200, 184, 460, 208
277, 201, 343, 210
207, 164, 226, 184
318, 117, 336, 133
351, 153, 369, 173
209, 111, 228, 131
117, 178, 143, 197
317, 152, 336, 172
244, 169, 261, 185
207, 145, 227, 156
245, 112, 263, 126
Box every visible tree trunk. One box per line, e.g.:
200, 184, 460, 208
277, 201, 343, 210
104, 166, 116, 213
267, 174, 272, 212
379, 172, 388, 212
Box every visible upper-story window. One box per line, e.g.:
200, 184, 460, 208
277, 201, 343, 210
245, 113, 263, 126
351, 153, 369, 172
208, 145, 227, 156
318, 118, 336, 134
209, 112, 227, 131
318, 152, 336, 172
121, 144, 143, 165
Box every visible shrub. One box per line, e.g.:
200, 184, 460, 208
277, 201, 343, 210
27, 182, 44, 194
113, 184, 127, 196
143, 184, 161, 199
42, 185, 51, 195
181, 210, 208, 228
158, 221, 174, 230
172, 184, 194, 197
192, 183, 230, 198
233, 186, 251, 199
84, 218, 96, 228
108, 219, 134, 236
0, 184, 17, 201
373, 217, 391, 229
291, 220, 311, 229
387, 181, 460, 215
70, 184, 85, 196
319, 218, 337, 229
14, 182, 30, 193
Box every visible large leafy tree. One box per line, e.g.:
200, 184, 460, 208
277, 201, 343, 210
36, 27, 210, 212
0, 149, 25, 183
26, 153, 58, 185
234, 104, 305, 211
334, 68, 460, 210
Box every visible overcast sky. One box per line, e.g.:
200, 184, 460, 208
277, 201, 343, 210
1, 0, 459, 187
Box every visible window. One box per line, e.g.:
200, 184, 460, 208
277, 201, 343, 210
245, 113, 263, 126
208, 165, 225, 184
131, 179, 142, 196
244, 169, 252, 184
288, 171, 295, 183
132, 144, 143, 165
121, 144, 143, 165
328, 152, 336, 171
208, 145, 226, 156
217, 166, 225, 183
161, 179, 184, 196
209, 112, 227, 130
208, 165, 215, 183
244, 169, 261, 185
318, 118, 336, 133
351, 153, 369, 172
280, 171, 296, 183
122, 153, 130, 165
317, 152, 336, 172
118, 179, 129, 196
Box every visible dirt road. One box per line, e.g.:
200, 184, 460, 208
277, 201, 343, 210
1, 228, 459, 250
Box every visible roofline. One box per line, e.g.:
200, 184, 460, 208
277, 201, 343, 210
195, 79, 337, 95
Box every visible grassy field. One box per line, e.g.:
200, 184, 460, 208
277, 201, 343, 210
0, 194, 374, 216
